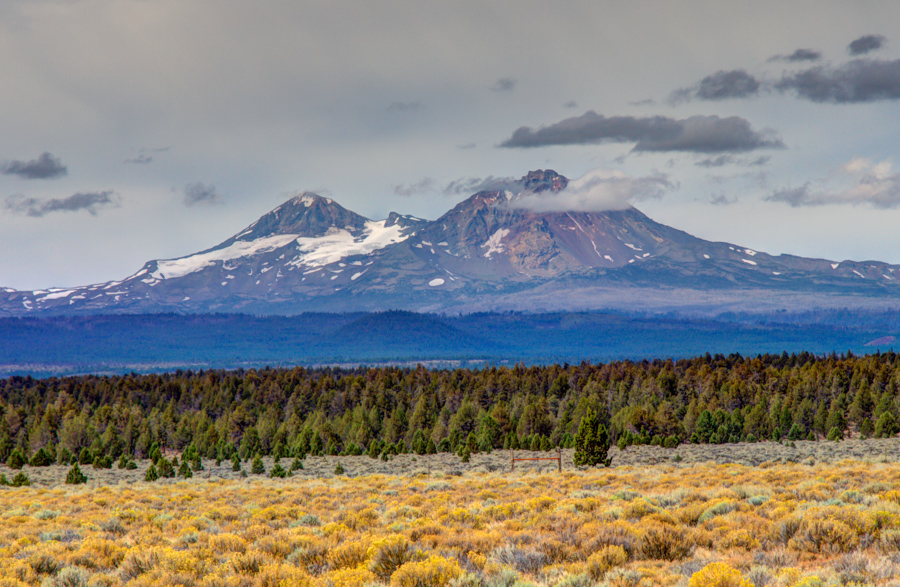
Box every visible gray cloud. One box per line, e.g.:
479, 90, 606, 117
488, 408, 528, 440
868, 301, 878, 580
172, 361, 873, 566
776, 58, 900, 103
849, 34, 886, 56
394, 178, 436, 197
513, 168, 675, 212
387, 101, 424, 112
183, 182, 222, 206
394, 175, 520, 197
125, 154, 153, 164
770, 48, 822, 62
709, 193, 737, 205
671, 69, 761, 102
696, 155, 770, 168
696, 155, 734, 168
564, 101, 578, 109
491, 77, 516, 92
4, 191, 117, 217
499, 111, 783, 153
442, 176, 521, 195
1, 152, 67, 179
767, 183, 813, 206
767, 158, 900, 208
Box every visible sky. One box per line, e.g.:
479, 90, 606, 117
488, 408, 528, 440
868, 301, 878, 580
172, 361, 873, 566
2, 1, 900, 289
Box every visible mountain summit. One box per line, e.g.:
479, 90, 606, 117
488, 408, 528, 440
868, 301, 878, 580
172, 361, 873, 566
2, 170, 899, 316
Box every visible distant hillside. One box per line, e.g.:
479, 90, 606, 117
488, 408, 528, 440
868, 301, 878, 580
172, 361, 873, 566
0, 309, 897, 376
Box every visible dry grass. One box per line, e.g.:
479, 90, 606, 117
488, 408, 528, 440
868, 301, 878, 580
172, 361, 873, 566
4, 442, 900, 585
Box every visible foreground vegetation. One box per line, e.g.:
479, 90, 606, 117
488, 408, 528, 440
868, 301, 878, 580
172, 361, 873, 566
3, 352, 900, 474
5, 459, 900, 586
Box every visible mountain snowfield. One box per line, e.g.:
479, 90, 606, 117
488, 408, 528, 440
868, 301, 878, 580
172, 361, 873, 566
2, 170, 900, 317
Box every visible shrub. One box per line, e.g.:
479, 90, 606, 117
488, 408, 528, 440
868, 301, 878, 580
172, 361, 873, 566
334, 461, 345, 475
29, 447, 53, 467
789, 518, 857, 554
92, 454, 112, 469
875, 412, 899, 438
252, 455, 266, 475
178, 460, 192, 478
369, 536, 416, 581
43, 566, 90, 587
10, 472, 30, 487
157, 456, 175, 477
491, 544, 548, 575
827, 426, 844, 441
144, 464, 159, 482
688, 562, 751, 587
270, 463, 288, 478
6, 448, 25, 470
230, 550, 268, 574
289, 457, 304, 471
119, 549, 160, 580
573, 408, 611, 467
78, 448, 93, 465
328, 539, 370, 569
587, 545, 628, 581
639, 524, 694, 561
66, 463, 88, 485
391, 555, 463, 587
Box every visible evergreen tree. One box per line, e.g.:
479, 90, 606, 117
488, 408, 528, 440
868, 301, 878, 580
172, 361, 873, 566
65, 463, 87, 485
29, 447, 53, 467
573, 408, 611, 467
875, 412, 899, 438
251, 455, 265, 475
6, 449, 25, 470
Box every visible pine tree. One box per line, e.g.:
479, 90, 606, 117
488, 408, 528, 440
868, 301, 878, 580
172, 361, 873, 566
251, 455, 265, 475
65, 463, 88, 485
573, 408, 611, 467
6, 448, 25, 470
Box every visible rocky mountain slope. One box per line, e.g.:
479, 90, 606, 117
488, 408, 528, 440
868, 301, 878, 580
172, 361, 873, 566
2, 170, 900, 316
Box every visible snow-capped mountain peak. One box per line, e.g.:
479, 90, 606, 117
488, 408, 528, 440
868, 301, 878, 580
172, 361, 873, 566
3, 169, 900, 316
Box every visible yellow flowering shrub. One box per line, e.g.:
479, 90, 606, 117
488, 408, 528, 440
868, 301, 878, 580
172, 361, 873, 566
689, 562, 751, 587
390, 555, 463, 587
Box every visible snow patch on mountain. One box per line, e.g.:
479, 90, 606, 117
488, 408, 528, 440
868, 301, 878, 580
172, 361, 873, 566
289, 220, 407, 268
151, 234, 300, 280
482, 229, 510, 258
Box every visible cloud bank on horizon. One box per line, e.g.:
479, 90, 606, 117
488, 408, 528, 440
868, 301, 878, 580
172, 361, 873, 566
1, 1, 900, 289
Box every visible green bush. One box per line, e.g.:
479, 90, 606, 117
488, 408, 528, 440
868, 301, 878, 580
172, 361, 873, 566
11, 472, 31, 487
270, 463, 288, 478
66, 464, 88, 485
144, 464, 159, 482
251, 455, 265, 475
29, 447, 53, 467
573, 408, 611, 468
78, 448, 93, 465
6, 448, 25, 470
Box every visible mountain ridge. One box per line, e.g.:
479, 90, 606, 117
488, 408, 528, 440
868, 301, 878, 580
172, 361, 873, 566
2, 169, 900, 317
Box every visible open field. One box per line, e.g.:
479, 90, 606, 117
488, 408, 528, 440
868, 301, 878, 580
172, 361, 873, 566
5, 442, 900, 586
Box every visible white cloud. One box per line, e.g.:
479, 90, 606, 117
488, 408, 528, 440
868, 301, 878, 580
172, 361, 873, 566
768, 157, 900, 208
513, 168, 676, 212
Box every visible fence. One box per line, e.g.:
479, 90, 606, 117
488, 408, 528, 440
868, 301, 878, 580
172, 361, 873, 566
510, 447, 562, 473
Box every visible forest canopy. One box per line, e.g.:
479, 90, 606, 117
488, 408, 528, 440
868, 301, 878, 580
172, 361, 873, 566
2, 351, 899, 466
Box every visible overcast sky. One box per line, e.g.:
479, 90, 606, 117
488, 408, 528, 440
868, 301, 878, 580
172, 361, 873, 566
2, 1, 900, 289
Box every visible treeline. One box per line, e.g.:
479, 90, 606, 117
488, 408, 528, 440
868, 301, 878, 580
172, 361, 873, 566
2, 351, 900, 467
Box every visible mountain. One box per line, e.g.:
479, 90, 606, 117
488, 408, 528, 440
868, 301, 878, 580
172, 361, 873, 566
2, 170, 900, 316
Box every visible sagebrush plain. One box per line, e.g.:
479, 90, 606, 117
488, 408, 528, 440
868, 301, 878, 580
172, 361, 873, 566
5, 442, 900, 587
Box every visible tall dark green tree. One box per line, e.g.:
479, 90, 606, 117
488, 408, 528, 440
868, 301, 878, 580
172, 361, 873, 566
573, 408, 611, 467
